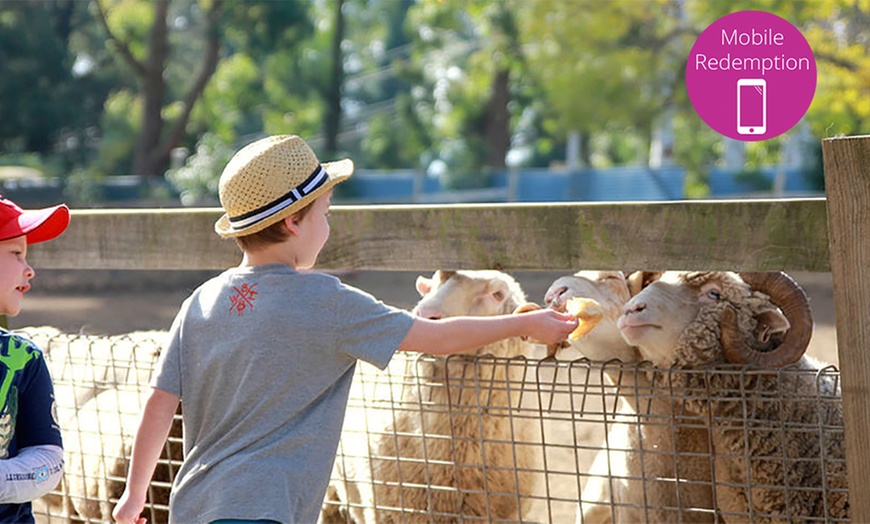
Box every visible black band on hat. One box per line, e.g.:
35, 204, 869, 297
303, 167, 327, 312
228, 165, 328, 231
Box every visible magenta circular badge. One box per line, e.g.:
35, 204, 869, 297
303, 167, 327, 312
686, 10, 816, 141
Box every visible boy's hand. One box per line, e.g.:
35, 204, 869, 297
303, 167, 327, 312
520, 308, 578, 346
112, 489, 147, 524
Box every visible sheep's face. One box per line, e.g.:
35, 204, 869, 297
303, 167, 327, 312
618, 271, 802, 368
617, 272, 751, 367
544, 271, 636, 362
413, 270, 525, 321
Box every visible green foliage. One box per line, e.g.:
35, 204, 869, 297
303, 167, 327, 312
671, 111, 720, 198
94, 92, 140, 176
399, 0, 532, 182
516, 0, 692, 139
745, 138, 784, 167
222, 1, 313, 58
1, 0, 870, 201
0, 153, 46, 172
190, 2, 320, 145
802, 2, 870, 137
101, 0, 154, 60
88, 0, 316, 176
65, 168, 106, 206
362, 95, 430, 169
260, 49, 326, 137
435, 140, 491, 190
165, 133, 232, 206
0, 2, 88, 153
326, 0, 428, 168
195, 54, 263, 141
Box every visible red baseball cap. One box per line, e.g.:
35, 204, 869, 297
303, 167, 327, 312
0, 197, 70, 244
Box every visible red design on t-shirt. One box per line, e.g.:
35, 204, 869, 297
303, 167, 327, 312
229, 282, 258, 316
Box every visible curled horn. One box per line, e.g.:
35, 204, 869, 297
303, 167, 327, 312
720, 272, 813, 367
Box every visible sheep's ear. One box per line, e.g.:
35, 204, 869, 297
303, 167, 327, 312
437, 270, 457, 283
416, 275, 433, 296
754, 308, 791, 344
513, 302, 541, 314
627, 271, 662, 296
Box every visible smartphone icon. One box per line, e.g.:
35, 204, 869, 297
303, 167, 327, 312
737, 79, 766, 135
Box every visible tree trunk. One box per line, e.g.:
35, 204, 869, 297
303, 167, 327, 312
484, 68, 511, 169
50, 0, 77, 43
132, 0, 170, 176
104, 0, 223, 178
324, 0, 345, 158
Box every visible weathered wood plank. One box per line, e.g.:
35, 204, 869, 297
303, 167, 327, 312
822, 135, 870, 522
325, 198, 829, 272
27, 199, 829, 272
28, 208, 244, 271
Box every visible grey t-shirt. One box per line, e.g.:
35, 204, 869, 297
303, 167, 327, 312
152, 264, 415, 523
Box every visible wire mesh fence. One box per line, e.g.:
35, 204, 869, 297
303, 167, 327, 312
21, 328, 181, 524
322, 354, 848, 523
23, 330, 848, 523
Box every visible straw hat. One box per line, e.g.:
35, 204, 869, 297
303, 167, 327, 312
0, 197, 69, 244
214, 135, 353, 238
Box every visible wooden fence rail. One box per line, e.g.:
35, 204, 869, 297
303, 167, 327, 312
23, 135, 870, 521
29, 198, 830, 272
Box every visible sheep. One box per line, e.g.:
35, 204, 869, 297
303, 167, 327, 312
544, 271, 714, 524
58, 387, 146, 520
544, 271, 639, 522
321, 269, 541, 523
542, 271, 633, 523
617, 271, 847, 522
544, 271, 637, 364
41, 329, 164, 426
26, 329, 181, 524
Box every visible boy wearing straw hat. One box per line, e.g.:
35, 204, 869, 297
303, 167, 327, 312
113, 135, 577, 524
0, 196, 70, 522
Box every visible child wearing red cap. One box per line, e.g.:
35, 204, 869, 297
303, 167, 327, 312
0, 196, 70, 522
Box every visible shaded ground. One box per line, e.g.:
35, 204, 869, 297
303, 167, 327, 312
14, 270, 838, 365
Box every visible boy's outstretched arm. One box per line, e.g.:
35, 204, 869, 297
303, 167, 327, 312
399, 308, 577, 355
113, 387, 180, 524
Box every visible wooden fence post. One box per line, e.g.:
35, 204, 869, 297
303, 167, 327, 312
822, 135, 870, 520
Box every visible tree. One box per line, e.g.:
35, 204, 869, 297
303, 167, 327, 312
94, 0, 223, 177
323, 0, 345, 158
395, 0, 536, 184
0, 1, 103, 158
789, 0, 870, 137
683, 0, 870, 189
475, 1, 523, 170
194, 1, 314, 142
342, 0, 433, 169
516, 0, 698, 166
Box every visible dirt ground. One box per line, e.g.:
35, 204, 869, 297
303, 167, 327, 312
14, 270, 839, 366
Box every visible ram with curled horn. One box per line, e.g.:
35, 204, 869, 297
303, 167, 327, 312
617, 271, 847, 522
